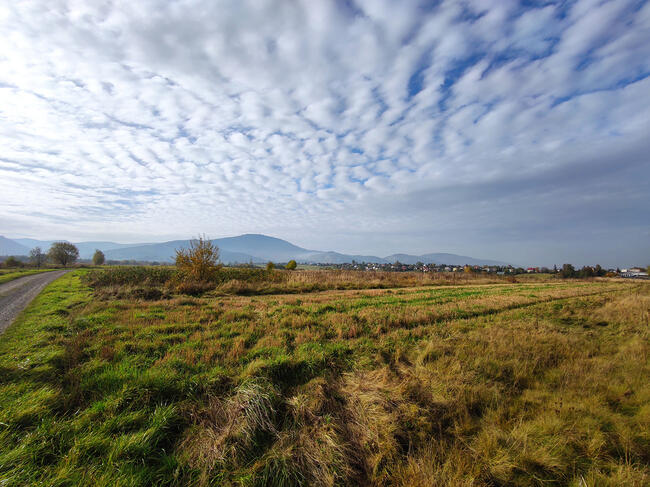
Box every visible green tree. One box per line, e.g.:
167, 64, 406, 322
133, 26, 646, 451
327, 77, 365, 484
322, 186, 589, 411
48, 242, 79, 267
4, 256, 21, 268
175, 236, 220, 282
266, 261, 275, 271
286, 259, 297, 270
559, 264, 576, 278
29, 247, 46, 268
92, 249, 105, 266
580, 266, 595, 278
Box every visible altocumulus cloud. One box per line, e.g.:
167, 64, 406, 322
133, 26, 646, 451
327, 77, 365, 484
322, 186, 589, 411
0, 0, 649, 266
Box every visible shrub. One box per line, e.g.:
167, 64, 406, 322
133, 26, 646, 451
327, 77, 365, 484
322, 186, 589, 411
174, 280, 215, 296
286, 260, 297, 270
82, 267, 175, 288
175, 237, 221, 282
3, 256, 22, 268
92, 250, 105, 265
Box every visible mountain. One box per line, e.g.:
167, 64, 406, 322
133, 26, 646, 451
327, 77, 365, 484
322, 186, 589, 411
104, 240, 262, 264
103, 240, 193, 262
13, 238, 143, 259
74, 242, 139, 259
13, 238, 55, 249
4, 234, 510, 266
384, 253, 510, 266
302, 251, 509, 266
0, 236, 30, 256
420, 253, 509, 266
301, 251, 385, 264
103, 235, 314, 263
215, 234, 316, 261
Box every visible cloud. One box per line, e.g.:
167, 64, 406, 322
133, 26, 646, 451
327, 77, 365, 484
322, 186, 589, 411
0, 0, 648, 266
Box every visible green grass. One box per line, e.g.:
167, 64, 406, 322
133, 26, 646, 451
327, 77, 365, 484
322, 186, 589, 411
0, 272, 648, 486
0, 268, 57, 284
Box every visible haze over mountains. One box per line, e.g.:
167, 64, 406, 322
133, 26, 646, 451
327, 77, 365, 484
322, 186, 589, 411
1, 234, 510, 266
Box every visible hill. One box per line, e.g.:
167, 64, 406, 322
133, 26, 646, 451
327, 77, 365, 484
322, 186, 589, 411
301, 251, 385, 264
0, 236, 30, 256
385, 252, 510, 266
3, 234, 510, 266
13, 239, 138, 260
102, 234, 313, 263
104, 240, 262, 264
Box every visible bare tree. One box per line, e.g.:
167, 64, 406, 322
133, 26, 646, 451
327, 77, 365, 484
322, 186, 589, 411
29, 247, 46, 268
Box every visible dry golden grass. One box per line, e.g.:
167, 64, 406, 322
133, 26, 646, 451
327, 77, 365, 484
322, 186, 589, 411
0, 274, 647, 486
207, 269, 555, 296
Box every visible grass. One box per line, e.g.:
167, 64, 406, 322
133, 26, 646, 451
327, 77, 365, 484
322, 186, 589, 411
82, 265, 555, 299
0, 268, 57, 284
0, 272, 648, 486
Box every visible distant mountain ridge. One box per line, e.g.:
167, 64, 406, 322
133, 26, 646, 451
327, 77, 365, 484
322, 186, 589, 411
0, 236, 30, 256
9, 238, 146, 260
1, 234, 510, 266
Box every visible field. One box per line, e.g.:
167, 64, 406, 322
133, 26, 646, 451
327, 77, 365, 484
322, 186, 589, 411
0, 271, 648, 486
0, 268, 57, 285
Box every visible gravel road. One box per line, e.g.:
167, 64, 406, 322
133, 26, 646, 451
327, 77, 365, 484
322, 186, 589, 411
0, 270, 69, 334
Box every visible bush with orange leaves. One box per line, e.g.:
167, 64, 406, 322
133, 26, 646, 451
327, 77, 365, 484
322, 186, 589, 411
173, 236, 221, 293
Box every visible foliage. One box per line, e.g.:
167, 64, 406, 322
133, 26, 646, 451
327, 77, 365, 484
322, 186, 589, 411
267, 261, 275, 271
47, 241, 79, 266
92, 249, 105, 265
81, 266, 175, 287
29, 247, 46, 268
560, 263, 576, 278
559, 263, 607, 278
3, 256, 22, 268
286, 259, 297, 270
0, 273, 648, 486
83, 266, 565, 299
175, 236, 220, 283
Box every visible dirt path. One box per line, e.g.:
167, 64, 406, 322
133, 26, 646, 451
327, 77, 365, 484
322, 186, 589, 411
0, 270, 69, 334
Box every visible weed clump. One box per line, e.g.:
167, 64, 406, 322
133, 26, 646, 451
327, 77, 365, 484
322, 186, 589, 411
181, 380, 279, 483
81, 266, 174, 287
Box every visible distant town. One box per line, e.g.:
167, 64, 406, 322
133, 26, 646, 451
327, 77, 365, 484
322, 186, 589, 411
3, 252, 647, 279
312, 262, 650, 278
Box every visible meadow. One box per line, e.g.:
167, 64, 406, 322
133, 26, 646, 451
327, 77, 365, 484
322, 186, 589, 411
0, 270, 648, 486
0, 268, 57, 285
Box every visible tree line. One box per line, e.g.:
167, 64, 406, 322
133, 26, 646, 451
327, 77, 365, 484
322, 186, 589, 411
557, 264, 608, 278
2, 242, 105, 268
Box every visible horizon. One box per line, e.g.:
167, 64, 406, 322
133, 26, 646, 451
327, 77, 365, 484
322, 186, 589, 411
1, 232, 643, 269
1, 1, 649, 268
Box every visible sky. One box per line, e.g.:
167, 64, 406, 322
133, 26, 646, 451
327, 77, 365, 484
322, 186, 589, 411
1, 0, 649, 267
